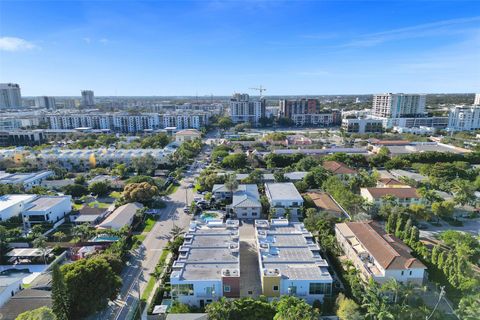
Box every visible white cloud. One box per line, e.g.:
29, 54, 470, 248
0, 37, 37, 51
99, 38, 109, 44
344, 16, 480, 47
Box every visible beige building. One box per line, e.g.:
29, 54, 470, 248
335, 221, 426, 284
175, 129, 201, 143
360, 187, 422, 207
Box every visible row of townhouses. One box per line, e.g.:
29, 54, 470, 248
171, 219, 334, 308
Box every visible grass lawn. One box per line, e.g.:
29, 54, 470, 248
141, 249, 169, 301
109, 191, 122, 199
143, 216, 156, 233
165, 184, 178, 195
87, 201, 110, 209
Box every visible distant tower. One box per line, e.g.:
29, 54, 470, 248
0, 83, 22, 109
35, 96, 56, 109
81, 90, 95, 107
474, 93, 480, 105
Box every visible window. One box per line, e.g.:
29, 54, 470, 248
401, 271, 404, 276
288, 286, 297, 295
292, 202, 298, 206
273, 285, 279, 291
309, 283, 331, 295
174, 284, 194, 296
409, 271, 412, 276
224, 285, 231, 293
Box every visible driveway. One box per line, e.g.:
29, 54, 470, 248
239, 221, 262, 297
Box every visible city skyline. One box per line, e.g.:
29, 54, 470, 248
1, 1, 479, 96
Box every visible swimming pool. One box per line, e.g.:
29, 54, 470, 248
91, 235, 120, 242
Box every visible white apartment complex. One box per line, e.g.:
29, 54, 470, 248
447, 105, 480, 132
0, 83, 22, 109
229, 93, 265, 125
171, 220, 240, 308
46, 112, 209, 132
342, 118, 383, 134
0, 194, 37, 222
255, 219, 333, 303
0, 171, 54, 190
372, 93, 426, 118
335, 221, 426, 284
81, 90, 95, 107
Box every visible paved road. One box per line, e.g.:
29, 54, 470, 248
96, 171, 198, 320
239, 222, 262, 297
419, 218, 480, 239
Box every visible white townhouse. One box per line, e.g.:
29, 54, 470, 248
171, 220, 240, 308
264, 183, 304, 219
255, 219, 333, 304
335, 221, 426, 284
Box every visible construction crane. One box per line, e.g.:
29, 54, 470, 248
249, 85, 267, 97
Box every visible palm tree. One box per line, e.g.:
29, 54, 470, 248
224, 174, 238, 199
33, 235, 48, 264
72, 223, 93, 242
170, 225, 184, 239
52, 231, 66, 242
381, 278, 402, 304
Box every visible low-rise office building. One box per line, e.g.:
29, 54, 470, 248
171, 220, 240, 308
255, 219, 333, 303
264, 183, 304, 218
335, 221, 426, 284
22, 196, 72, 227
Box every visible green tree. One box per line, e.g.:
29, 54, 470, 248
217, 116, 233, 129
169, 301, 191, 313
224, 174, 239, 198
88, 181, 111, 196
362, 281, 394, 320
274, 295, 319, 320
61, 256, 122, 319
72, 223, 94, 243
33, 235, 48, 264
123, 182, 159, 204
131, 154, 157, 175
336, 293, 363, 320
139, 133, 170, 148
452, 179, 476, 206
457, 293, 480, 320
222, 153, 248, 169
52, 264, 69, 320
15, 307, 56, 320
62, 184, 89, 198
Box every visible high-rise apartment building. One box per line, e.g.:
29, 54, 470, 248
0, 83, 22, 109
279, 98, 341, 126
35, 96, 56, 109
229, 93, 265, 125
447, 105, 480, 131
81, 90, 95, 107
371, 93, 426, 118
474, 93, 480, 105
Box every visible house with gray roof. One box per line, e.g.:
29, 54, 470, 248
228, 184, 262, 219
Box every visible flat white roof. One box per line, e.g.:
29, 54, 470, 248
0, 194, 37, 212
265, 183, 303, 202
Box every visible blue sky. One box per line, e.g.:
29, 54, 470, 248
0, 0, 479, 96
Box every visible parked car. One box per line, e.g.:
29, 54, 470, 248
183, 206, 190, 213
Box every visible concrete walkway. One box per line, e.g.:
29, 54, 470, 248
239, 221, 262, 297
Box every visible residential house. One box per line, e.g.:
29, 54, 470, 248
0, 194, 37, 222
212, 184, 234, 201
228, 184, 262, 219
255, 219, 333, 303
22, 196, 72, 227
360, 187, 422, 207
96, 202, 143, 230
322, 161, 357, 177
264, 183, 304, 219
335, 221, 426, 284
171, 220, 240, 308
305, 192, 349, 219
72, 205, 110, 226
376, 178, 410, 188
175, 129, 202, 143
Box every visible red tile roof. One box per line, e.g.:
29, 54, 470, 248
342, 221, 426, 270
364, 187, 420, 199
322, 161, 357, 175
